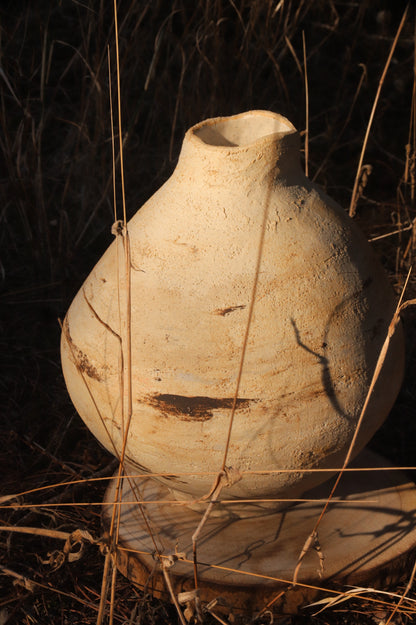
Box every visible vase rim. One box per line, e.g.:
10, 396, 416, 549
187, 110, 297, 151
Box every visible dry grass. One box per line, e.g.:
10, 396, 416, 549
1, 1, 416, 623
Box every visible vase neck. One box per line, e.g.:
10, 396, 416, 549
175, 111, 303, 188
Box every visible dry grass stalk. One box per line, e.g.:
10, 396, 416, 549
101, 3, 189, 623
349, 4, 409, 217
308, 585, 416, 617
302, 30, 309, 177
404, 16, 416, 209
385, 556, 416, 624
312, 63, 367, 184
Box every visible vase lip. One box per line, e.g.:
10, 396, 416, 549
187, 110, 298, 151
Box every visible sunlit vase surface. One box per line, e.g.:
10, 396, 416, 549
61, 110, 404, 516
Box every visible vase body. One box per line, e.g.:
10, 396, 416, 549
61, 110, 404, 513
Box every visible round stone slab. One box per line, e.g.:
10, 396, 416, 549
102, 450, 416, 615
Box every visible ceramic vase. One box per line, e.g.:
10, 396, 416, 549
61, 110, 404, 515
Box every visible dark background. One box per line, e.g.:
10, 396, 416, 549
1, 1, 415, 623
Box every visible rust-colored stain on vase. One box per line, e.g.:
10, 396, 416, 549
63, 317, 103, 381
146, 393, 251, 421
213, 304, 246, 316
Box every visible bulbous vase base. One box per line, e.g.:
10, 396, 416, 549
102, 450, 416, 616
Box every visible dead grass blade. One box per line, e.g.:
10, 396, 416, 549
312, 63, 367, 183
385, 556, 416, 624
302, 30, 309, 177
0, 526, 70, 540
0, 565, 100, 611
349, 4, 409, 217
308, 584, 416, 616
404, 14, 416, 209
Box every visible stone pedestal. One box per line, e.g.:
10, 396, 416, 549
103, 450, 416, 615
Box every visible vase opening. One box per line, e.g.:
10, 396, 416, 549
193, 111, 294, 149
